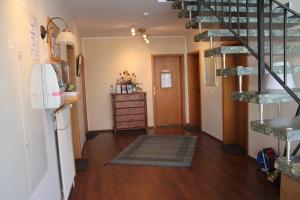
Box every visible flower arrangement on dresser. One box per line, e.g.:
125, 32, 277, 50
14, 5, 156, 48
112, 70, 143, 94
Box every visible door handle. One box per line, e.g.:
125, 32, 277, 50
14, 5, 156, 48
153, 86, 156, 96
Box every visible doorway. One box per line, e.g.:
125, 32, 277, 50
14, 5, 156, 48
67, 45, 81, 159
152, 55, 184, 127
187, 52, 201, 128
222, 53, 249, 154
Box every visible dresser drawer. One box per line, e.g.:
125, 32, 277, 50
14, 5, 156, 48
116, 114, 145, 122
116, 107, 145, 115
115, 94, 145, 102
115, 101, 144, 108
116, 121, 146, 129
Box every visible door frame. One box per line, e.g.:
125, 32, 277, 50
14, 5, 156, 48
187, 51, 201, 128
67, 45, 82, 159
151, 54, 185, 128
80, 57, 89, 134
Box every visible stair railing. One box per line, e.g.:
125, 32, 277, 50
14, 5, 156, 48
197, 0, 300, 156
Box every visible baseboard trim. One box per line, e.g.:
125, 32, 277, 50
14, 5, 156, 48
201, 131, 222, 143
247, 155, 257, 163
87, 129, 113, 134
88, 126, 154, 134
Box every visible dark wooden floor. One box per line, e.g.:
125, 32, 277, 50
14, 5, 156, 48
69, 128, 279, 200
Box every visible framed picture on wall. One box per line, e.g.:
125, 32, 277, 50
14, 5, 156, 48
47, 18, 61, 63
76, 55, 84, 77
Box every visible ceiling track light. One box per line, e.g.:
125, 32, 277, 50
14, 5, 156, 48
130, 27, 151, 44
131, 26, 136, 36
142, 33, 147, 39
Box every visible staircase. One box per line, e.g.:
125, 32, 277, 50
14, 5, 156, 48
168, 0, 300, 181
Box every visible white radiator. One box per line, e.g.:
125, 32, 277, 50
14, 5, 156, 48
55, 106, 75, 200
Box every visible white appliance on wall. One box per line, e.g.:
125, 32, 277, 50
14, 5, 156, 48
41, 64, 65, 109
41, 63, 76, 200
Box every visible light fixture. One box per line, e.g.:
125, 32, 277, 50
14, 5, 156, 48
143, 34, 148, 40
40, 17, 76, 45
130, 27, 151, 44
131, 26, 136, 36
265, 61, 295, 90
137, 28, 146, 34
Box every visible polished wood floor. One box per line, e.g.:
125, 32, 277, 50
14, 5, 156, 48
69, 128, 279, 200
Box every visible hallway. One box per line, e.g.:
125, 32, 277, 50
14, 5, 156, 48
70, 128, 279, 200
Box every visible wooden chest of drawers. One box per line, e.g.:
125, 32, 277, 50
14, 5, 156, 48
112, 93, 148, 134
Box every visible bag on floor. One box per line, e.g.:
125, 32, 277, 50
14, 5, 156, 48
256, 148, 276, 174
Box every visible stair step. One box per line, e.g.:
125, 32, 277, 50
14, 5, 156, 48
178, 9, 282, 19
178, 5, 199, 18
251, 117, 300, 141
186, 16, 300, 29
172, 0, 270, 9
205, 46, 248, 57
275, 156, 300, 180
205, 45, 300, 57
195, 29, 300, 42
217, 66, 257, 76
179, 7, 283, 19
206, 1, 270, 7
217, 66, 300, 76
232, 89, 300, 104
172, 0, 196, 9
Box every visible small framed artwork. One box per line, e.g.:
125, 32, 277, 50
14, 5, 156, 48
160, 71, 172, 88
116, 84, 121, 94
121, 85, 127, 94
204, 56, 217, 86
76, 55, 84, 77
47, 18, 61, 63
127, 84, 133, 93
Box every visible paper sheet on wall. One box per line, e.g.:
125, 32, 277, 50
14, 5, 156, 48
28, 15, 39, 60
161, 72, 172, 88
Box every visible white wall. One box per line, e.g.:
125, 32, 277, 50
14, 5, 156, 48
0, 0, 83, 200
290, 0, 300, 12
247, 67, 300, 158
83, 36, 188, 131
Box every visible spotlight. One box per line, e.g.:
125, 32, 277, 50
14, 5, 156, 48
131, 27, 136, 36
134, 27, 151, 44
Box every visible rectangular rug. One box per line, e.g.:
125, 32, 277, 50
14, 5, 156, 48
110, 135, 197, 167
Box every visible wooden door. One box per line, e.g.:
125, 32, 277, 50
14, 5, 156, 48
153, 55, 183, 127
188, 53, 201, 127
222, 54, 249, 152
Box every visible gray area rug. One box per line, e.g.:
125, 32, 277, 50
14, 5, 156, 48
110, 135, 197, 167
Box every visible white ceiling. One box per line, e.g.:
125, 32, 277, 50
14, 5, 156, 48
63, 0, 190, 37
